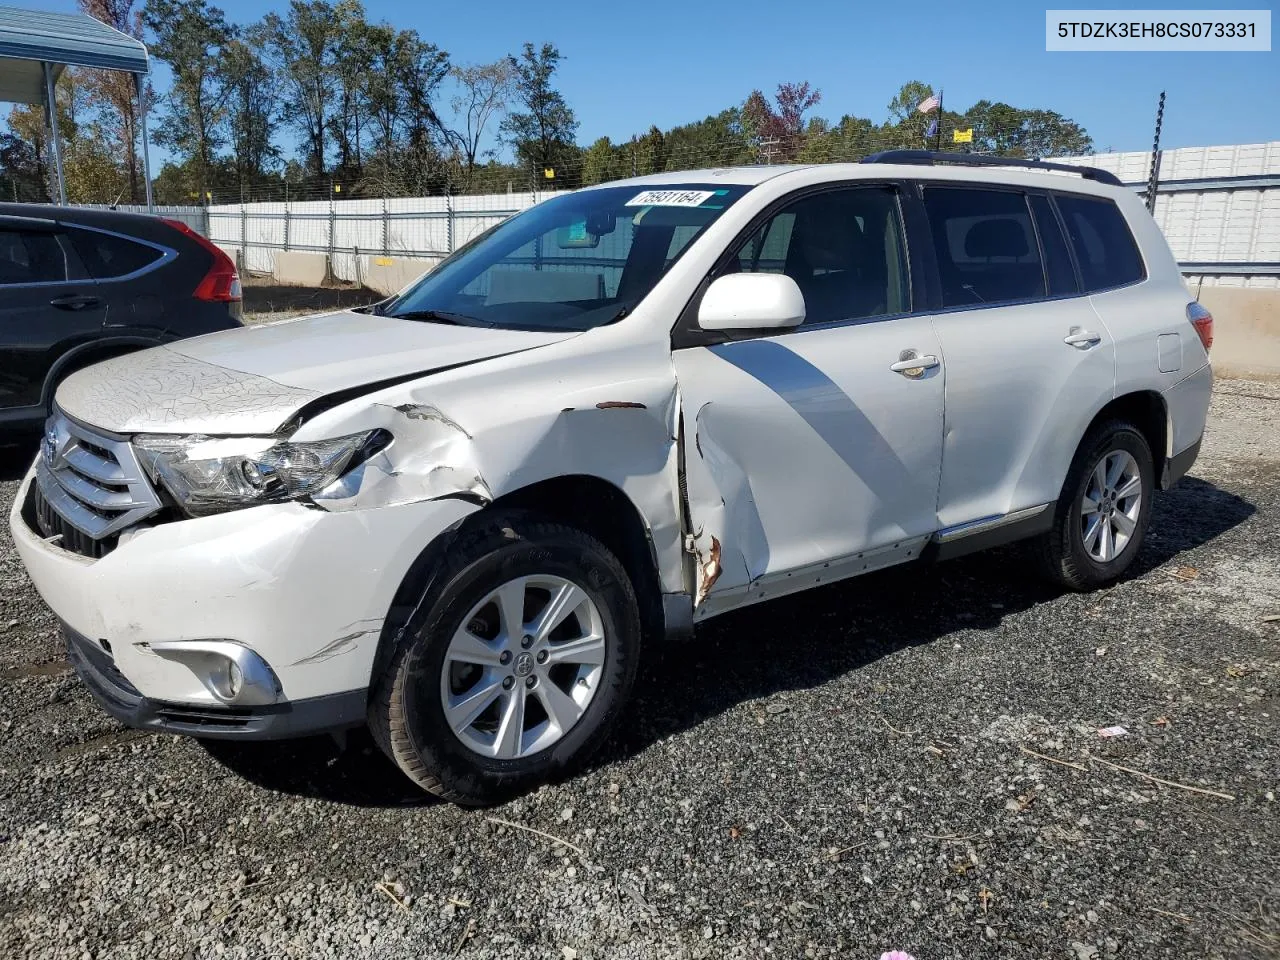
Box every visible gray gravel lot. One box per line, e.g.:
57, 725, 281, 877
1, 379, 1277, 960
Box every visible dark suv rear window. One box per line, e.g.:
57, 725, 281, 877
1054, 194, 1145, 292
0, 230, 69, 284
69, 228, 163, 280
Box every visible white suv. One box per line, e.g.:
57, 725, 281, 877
11, 154, 1213, 804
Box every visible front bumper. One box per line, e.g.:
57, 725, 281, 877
64, 622, 366, 739
10, 464, 477, 713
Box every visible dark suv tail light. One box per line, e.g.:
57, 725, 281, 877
160, 218, 242, 303
1187, 301, 1213, 353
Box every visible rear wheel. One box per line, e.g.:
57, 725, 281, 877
1034, 420, 1154, 591
369, 512, 640, 805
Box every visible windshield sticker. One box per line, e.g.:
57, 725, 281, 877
625, 189, 717, 208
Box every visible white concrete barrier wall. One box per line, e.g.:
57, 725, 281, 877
196, 192, 555, 284
360, 255, 442, 297
272, 251, 329, 287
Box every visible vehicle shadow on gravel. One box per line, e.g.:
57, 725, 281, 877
600, 475, 1257, 773
201, 476, 1252, 807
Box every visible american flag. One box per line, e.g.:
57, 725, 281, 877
917, 94, 941, 114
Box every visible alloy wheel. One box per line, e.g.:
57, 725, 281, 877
439, 575, 607, 760
1080, 449, 1143, 563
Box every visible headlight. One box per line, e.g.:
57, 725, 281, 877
133, 431, 387, 516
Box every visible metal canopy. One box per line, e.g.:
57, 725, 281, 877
0, 6, 149, 80
0, 5, 152, 208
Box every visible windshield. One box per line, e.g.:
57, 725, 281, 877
384, 184, 751, 331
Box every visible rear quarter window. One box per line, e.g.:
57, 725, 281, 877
1054, 194, 1145, 292
69, 228, 164, 280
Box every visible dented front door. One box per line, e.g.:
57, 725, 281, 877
674, 318, 945, 614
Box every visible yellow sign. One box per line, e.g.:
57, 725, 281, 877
543, 167, 555, 179
953, 128, 974, 144
334, 183, 342, 193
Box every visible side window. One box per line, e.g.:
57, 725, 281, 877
0, 229, 70, 285
736, 212, 795, 274
68, 228, 163, 280
1054, 194, 1145, 292
730, 188, 908, 324
922, 187, 1045, 308
1028, 194, 1079, 297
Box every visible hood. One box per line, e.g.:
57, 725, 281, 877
56, 310, 578, 435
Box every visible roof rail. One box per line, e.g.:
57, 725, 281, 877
860, 150, 1124, 188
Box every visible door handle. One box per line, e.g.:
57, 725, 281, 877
49, 295, 101, 311
890, 350, 940, 378
1064, 328, 1102, 348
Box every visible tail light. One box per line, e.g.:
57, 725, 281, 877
1187, 301, 1213, 354
160, 218, 242, 303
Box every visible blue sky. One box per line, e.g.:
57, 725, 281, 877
18, 0, 1280, 159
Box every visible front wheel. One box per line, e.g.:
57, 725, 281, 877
369, 513, 640, 805
1033, 420, 1154, 591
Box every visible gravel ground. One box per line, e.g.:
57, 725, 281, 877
1, 378, 1277, 960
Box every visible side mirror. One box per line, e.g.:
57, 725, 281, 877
697, 273, 806, 332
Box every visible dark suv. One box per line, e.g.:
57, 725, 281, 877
0, 204, 243, 432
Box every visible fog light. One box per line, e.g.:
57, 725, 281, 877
210, 657, 245, 701
150, 640, 280, 706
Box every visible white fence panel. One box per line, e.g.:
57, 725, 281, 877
74, 146, 1278, 288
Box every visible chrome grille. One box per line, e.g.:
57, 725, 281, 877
35, 410, 162, 542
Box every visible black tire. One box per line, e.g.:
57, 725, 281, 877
1033, 419, 1154, 591
369, 511, 641, 806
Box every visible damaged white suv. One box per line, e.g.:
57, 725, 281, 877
12, 153, 1213, 805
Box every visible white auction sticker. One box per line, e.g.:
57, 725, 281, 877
1046, 10, 1271, 51
625, 190, 716, 207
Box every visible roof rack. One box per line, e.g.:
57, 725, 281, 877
860, 150, 1124, 188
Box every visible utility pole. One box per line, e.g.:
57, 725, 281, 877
934, 88, 945, 152
1144, 91, 1166, 214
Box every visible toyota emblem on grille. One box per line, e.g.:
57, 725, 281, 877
42, 427, 58, 467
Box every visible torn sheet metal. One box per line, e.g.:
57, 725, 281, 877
290, 338, 691, 596
672, 333, 947, 616
311, 401, 493, 509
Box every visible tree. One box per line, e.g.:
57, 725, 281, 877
398, 34, 451, 186
3, 70, 130, 203
78, 0, 146, 201
884, 80, 937, 148
887, 80, 935, 124
795, 113, 876, 163
446, 60, 514, 190
327, 2, 372, 177
361, 23, 402, 167
219, 36, 279, 186
962, 100, 1092, 157
1, 113, 49, 201
257, 0, 346, 176
580, 136, 627, 185
662, 108, 753, 169
143, 0, 232, 198
500, 42, 578, 184
742, 82, 821, 161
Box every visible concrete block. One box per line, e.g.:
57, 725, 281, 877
273, 251, 330, 288
361, 255, 442, 297
1196, 286, 1280, 379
